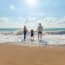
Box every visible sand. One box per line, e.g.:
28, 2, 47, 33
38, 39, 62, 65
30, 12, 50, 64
0, 43, 65, 65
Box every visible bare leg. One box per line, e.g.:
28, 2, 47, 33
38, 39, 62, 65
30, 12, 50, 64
33, 36, 34, 41
31, 36, 34, 41
39, 34, 42, 41
38, 33, 39, 40
38, 34, 42, 41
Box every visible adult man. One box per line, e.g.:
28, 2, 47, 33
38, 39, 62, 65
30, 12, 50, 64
37, 23, 43, 41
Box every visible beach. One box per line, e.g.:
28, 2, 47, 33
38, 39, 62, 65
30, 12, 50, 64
1, 0, 65, 64
0, 43, 65, 65
0, 33, 65, 65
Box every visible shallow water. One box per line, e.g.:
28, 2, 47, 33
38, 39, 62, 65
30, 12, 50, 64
0, 34, 65, 46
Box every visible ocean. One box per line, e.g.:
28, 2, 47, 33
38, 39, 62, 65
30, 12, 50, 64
44, 28, 65, 31
0, 28, 65, 45
0, 28, 65, 33
0, 28, 19, 32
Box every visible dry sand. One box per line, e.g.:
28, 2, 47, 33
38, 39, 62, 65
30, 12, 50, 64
0, 43, 65, 65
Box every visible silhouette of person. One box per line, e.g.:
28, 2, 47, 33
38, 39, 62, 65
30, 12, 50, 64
37, 23, 43, 41
30, 29, 34, 41
23, 26, 27, 41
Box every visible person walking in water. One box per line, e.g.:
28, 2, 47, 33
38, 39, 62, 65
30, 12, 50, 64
30, 29, 34, 41
23, 26, 27, 41
37, 23, 43, 41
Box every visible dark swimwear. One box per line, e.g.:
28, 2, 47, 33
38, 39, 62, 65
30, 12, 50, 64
24, 31, 27, 40
38, 31, 42, 34
31, 30, 34, 37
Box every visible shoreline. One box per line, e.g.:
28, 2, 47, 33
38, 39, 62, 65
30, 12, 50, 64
0, 34, 65, 45
0, 42, 65, 48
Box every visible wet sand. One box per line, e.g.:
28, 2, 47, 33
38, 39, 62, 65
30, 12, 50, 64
0, 43, 65, 65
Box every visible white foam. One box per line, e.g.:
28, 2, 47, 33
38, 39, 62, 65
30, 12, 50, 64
0, 34, 65, 45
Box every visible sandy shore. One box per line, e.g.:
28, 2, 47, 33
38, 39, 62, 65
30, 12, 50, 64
0, 43, 65, 65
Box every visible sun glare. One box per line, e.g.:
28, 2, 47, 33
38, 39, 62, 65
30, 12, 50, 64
25, 0, 37, 8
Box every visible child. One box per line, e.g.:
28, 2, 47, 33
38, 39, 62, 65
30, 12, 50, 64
30, 29, 34, 41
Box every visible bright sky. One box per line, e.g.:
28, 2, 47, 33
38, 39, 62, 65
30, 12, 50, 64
0, 0, 65, 28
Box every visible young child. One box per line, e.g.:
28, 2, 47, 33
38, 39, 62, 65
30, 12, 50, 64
30, 29, 34, 41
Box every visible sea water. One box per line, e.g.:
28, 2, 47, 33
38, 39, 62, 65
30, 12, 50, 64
0, 28, 65, 33
0, 28, 65, 32
0, 28, 18, 32
0, 28, 65, 46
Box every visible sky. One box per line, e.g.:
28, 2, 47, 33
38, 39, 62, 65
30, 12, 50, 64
0, 0, 65, 28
